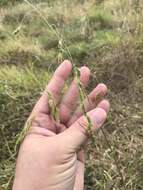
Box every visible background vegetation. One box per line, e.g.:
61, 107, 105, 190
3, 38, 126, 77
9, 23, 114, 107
0, 0, 143, 189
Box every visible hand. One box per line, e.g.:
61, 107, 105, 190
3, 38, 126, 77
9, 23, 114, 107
13, 60, 110, 190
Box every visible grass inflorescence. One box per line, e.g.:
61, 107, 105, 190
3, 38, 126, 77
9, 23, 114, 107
14, 113, 36, 153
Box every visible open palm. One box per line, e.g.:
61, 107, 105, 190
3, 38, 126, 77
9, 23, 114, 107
13, 60, 109, 190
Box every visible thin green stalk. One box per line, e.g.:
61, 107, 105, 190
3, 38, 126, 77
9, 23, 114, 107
24, 0, 73, 62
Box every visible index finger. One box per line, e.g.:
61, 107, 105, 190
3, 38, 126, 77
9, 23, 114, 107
33, 60, 72, 114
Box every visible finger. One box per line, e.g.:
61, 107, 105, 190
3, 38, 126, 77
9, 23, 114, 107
97, 99, 110, 113
33, 60, 72, 114
58, 108, 107, 152
67, 83, 107, 126
60, 66, 90, 124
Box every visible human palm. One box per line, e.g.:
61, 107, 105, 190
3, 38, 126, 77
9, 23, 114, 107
13, 60, 109, 190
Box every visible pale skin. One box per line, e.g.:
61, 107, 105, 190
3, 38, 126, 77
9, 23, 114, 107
13, 60, 110, 190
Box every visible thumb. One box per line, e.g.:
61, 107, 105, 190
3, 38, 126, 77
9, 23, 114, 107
58, 108, 107, 152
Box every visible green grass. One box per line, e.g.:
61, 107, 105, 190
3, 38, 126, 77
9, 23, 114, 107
0, 0, 143, 190
87, 7, 114, 29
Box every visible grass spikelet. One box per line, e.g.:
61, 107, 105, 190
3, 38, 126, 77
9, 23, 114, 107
14, 113, 35, 153
47, 91, 60, 123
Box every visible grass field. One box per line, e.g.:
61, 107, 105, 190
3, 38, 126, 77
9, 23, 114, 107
0, 0, 143, 189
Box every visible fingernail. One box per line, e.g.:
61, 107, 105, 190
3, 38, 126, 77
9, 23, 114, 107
93, 108, 107, 127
